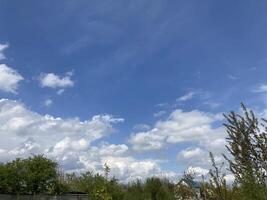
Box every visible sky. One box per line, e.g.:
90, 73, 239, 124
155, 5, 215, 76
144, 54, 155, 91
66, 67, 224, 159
1, 0, 267, 182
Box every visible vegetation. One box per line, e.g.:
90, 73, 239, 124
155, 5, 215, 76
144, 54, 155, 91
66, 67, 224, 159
0, 155, 59, 195
0, 104, 266, 199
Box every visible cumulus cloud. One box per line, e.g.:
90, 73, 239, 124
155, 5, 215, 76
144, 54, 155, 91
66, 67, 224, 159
0, 99, 124, 155
0, 43, 8, 60
130, 109, 225, 152
7, 138, 173, 182
130, 108, 228, 177
177, 147, 207, 164
39, 72, 74, 89
0, 64, 24, 93
0, 99, 176, 182
86, 143, 177, 182
177, 147, 224, 169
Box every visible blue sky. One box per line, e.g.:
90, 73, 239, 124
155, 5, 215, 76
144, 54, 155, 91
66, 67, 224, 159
0, 0, 267, 181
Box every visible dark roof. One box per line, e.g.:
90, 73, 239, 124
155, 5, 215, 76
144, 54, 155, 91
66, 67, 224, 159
179, 178, 201, 189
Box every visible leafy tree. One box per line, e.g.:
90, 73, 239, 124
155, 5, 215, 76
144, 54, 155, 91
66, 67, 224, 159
63, 164, 124, 200
200, 153, 235, 200
3, 158, 28, 194
107, 177, 125, 200
145, 177, 175, 200
0, 155, 59, 195
123, 180, 145, 200
24, 155, 58, 194
145, 177, 162, 200
223, 104, 267, 199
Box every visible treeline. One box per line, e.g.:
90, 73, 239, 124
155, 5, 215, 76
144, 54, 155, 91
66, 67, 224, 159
0, 155, 175, 199
0, 105, 266, 200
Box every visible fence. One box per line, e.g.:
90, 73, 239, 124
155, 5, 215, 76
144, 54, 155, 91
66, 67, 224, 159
0, 194, 89, 200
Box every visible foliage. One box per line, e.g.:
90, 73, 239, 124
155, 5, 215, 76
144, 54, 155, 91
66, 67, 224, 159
144, 177, 175, 200
223, 104, 267, 200
200, 153, 236, 200
0, 155, 59, 195
122, 179, 145, 200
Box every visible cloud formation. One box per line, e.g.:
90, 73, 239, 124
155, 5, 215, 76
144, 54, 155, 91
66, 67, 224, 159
0, 43, 8, 60
130, 109, 225, 152
39, 72, 74, 89
44, 99, 53, 107
0, 99, 175, 182
177, 92, 195, 102
0, 99, 123, 147
255, 84, 267, 93
130, 108, 228, 178
0, 64, 24, 93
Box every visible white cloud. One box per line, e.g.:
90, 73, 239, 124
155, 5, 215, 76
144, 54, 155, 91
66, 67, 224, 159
0, 99, 176, 182
255, 84, 267, 93
130, 108, 228, 176
227, 74, 239, 80
177, 90, 220, 109
130, 130, 166, 151
97, 143, 129, 156
153, 110, 166, 117
186, 166, 209, 178
177, 92, 195, 102
130, 109, 224, 151
0, 99, 123, 151
133, 123, 151, 131
224, 174, 235, 184
57, 89, 65, 95
178, 147, 206, 160
45, 139, 174, 182
44, 99, 53, 107
203, 101, 221, 109
0, 64, 24, 93
39, 72, 74, 89
177, 148, 208, 168
0, 43, 8, 60
155, 103, 168, 107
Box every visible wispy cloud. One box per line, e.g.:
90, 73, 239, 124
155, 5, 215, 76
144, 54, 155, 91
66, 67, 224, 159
44, 99, 53, 107
227, 74, 239, 80
153, 110, 166, 117
0, 43, 8, 60
133, 123, 151, 131
177, 92, 195, 102
254, 84, 267, 93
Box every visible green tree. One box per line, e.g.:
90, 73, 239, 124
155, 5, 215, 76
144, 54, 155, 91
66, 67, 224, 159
123, 180, 145, 200
0, 155, 59, 195
145, 177, 162, 200
145, 177, 175, 200
24, 155, 58, 194
4, 158, 28, 194
200, 153, 235, 200
223, 104, 267, 200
